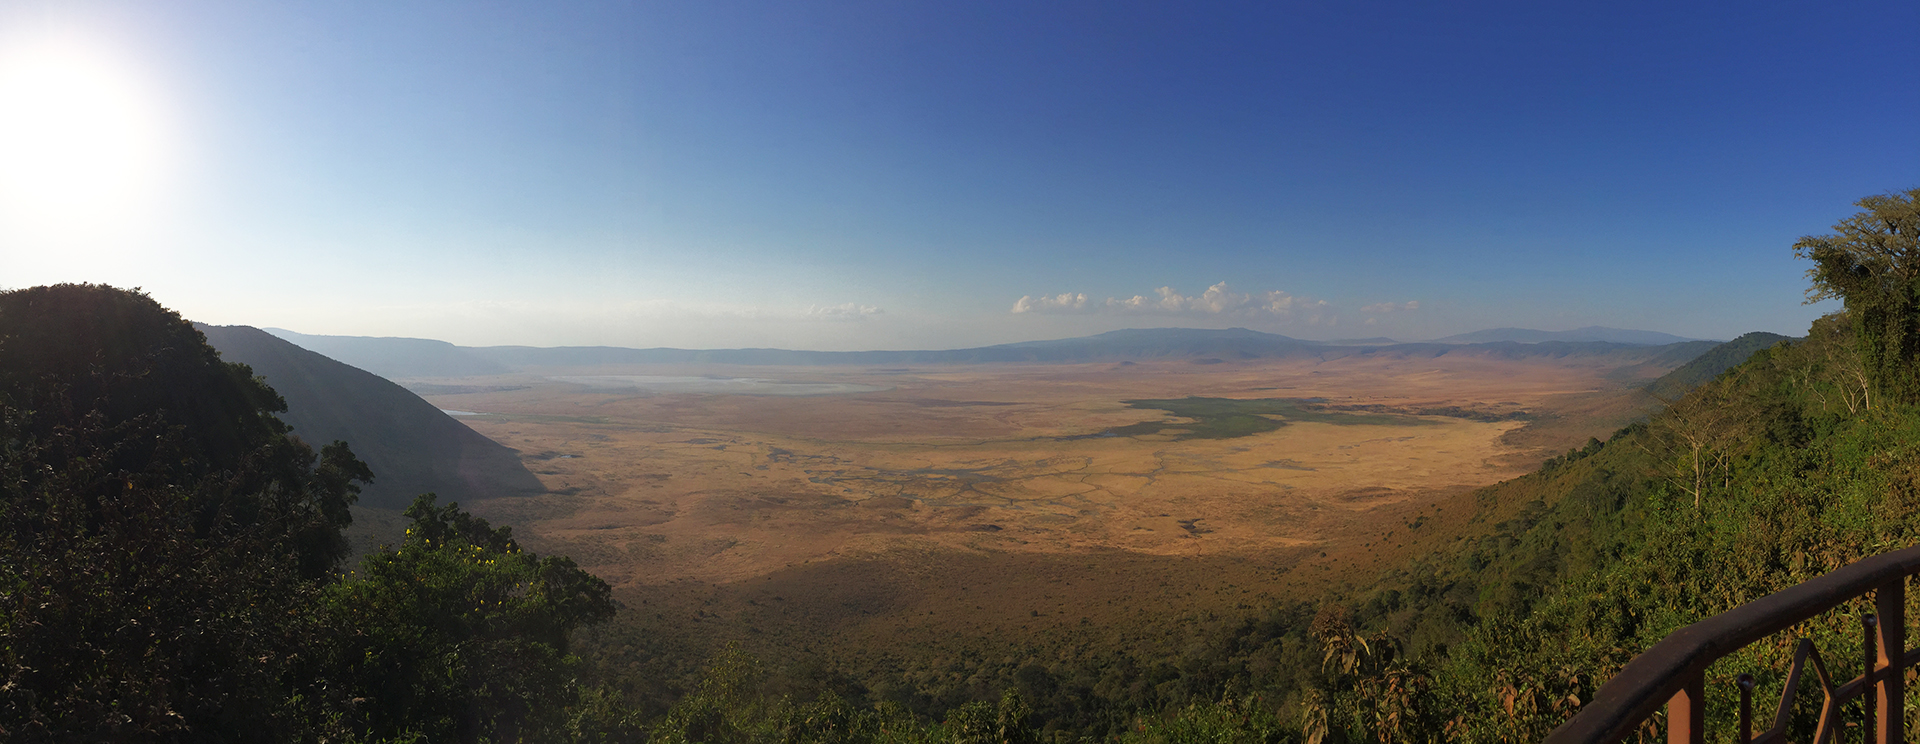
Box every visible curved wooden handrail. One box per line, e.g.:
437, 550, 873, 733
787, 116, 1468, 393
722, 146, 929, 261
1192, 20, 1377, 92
1546, 544, 1920, 744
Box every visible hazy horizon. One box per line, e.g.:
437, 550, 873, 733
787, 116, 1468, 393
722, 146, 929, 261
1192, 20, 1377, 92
258, 322, 1714, 353
4, 2, 1915, 351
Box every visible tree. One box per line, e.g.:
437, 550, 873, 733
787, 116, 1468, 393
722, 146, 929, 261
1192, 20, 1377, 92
1796, 187, 1920, 402
0, 284, 634, 742
317, 494, 617, 744
0, 284, 371, 741
1302, 605, 1439, 744
1797, 314, 1874, 414
1650, 372, 1757, 508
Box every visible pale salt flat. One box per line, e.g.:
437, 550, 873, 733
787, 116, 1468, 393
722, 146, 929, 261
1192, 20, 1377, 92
548, 375, 888, 396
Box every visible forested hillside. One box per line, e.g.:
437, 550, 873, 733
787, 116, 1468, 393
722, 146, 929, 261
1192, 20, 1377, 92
1643, 331, 1793, 400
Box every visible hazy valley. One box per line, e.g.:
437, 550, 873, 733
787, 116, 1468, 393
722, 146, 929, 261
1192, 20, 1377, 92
12, 272, 1907, 743
229, 329, 1724, 691
439, 358, 1592, 583
5, 4, 1906, 739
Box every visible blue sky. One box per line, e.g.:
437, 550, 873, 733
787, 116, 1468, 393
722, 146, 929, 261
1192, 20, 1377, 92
0, 1, 1914, 350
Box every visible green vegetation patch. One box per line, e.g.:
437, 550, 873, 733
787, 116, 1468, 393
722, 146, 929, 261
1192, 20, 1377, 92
1110, 397, 1429, 440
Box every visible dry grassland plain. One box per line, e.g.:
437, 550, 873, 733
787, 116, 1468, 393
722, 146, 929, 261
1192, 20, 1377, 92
414, 355, 1661, 665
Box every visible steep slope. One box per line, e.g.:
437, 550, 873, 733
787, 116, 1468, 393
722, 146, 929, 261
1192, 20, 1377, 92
1298, 315, 1907, 741
200, 325, 544, 509
1644, 331, 1794, 399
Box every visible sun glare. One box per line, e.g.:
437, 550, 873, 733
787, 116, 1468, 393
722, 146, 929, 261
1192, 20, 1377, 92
0, 34, 172, 245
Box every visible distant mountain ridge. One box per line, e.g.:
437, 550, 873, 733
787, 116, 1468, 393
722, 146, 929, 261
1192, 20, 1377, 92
265, 328, 508, 379
268, 326, 1724, 378
1428, 326, 1705, 345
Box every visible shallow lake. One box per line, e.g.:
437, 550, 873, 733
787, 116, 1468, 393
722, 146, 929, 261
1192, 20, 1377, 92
548, 375, 889, 396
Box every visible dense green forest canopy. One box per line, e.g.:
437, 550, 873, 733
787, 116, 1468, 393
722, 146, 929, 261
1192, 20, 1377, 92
1797, 187, 1920, 403
0, 284, 615, 743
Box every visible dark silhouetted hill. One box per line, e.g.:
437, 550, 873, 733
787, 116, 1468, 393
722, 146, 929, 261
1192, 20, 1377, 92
0, 285, 284, 472
201, 325, 544, 509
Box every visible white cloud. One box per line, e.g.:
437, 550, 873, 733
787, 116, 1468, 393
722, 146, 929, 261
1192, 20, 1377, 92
1013, 282, 1328, 319
1010, 292, 1090, 313
806, 302, 884, 320
1360, 300, 1420, 314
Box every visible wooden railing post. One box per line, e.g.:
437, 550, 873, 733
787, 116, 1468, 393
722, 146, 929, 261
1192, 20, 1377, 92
1668, 672, 1705, 744
1877, 578, 1905, 744
1866, 614, 1879, 744
1545, 546, 1920, 744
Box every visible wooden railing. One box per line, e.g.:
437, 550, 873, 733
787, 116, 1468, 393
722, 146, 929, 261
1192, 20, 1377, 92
1546, 545, 1920, 744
